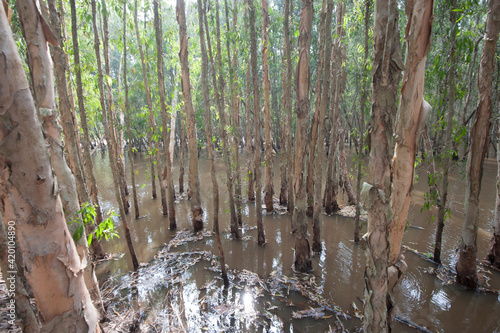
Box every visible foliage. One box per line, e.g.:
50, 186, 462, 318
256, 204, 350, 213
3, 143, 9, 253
71, 202, 119, 246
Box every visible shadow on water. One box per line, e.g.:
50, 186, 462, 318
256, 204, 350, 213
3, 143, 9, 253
93, 150, 500, 332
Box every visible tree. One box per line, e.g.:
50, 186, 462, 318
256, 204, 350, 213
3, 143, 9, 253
199, 0, 229, 285
362, 0, 403, 328
91, 0, 139, 271
177, 0, 204, 231
292, 0, 313, 272
248, 0, 266, 245
154, 0, 177, 230
0, 4, 101, 330
457, 0, 500, 288
262, 0, 274, 212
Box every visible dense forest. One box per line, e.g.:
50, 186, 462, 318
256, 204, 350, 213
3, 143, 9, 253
0, 0, 499, 331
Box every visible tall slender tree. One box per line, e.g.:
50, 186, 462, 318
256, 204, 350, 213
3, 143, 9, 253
362, 0, 403, 328
248, 0, 266, 244
155, 0, 177, 230
457, 0, 500, 288
70, 0, 106, 259
199, 0, 229, 285
177, 0, 204, 231
262, 0, 274, 212
92, 0, 139, 271
293, 0, 313, 271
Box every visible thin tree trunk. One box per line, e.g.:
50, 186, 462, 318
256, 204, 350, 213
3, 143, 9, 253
362, 0, 403, 329
134, 0, 157, 201
122, 0, 140, 220
312, 0, 334, 253
457, 0, 500, 288
245, 6, 255, 202
292, 0, 313, 272
101, 0, 129, 216
199, 0, 229, 285
170, 79, 178, 165
434, 0, 457, 264
280, 0, 292, 208
0, 7, 101, 329
179, 111, 186, 194
92, 0, 139, 271
339, 125, 357, 205
69, 0, 106, 260
155, 0, 177, 230
323, 2, 345, 215
306, 0, 327, 217
389, 0, 434, 265
248, 0, 266, 245
225, 0, 244, 225
262, 0, 274, 212
177, 0, 204, 231
354, 0, 371, 243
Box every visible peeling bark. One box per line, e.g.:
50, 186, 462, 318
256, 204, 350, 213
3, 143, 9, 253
0, 5, 101, 330
458, 0, 500, 288
292, 0, 313, 272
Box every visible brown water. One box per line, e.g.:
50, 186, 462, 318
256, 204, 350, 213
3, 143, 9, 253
93, 149, 500, 332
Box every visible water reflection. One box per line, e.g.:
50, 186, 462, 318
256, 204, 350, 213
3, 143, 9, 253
95, 152, 500, 332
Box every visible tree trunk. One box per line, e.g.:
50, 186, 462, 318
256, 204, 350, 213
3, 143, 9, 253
434, 0, 458, 264
312, 0, 334, 253
248, 0, 266, 245
389, 0, 434, 265
262, 0, 274, 212
339, 125, 357, 205
354, 0, 371, 243
280, 0, 292, 209
362, 0, 403, 329
0, 7, 101, 329
487, 92, 500, 268
245, 6, 255, 203
170, 79, 178, 165
154, 0, 177, 230
323, 3, 345, 215
225, 0, 244, 225
292, 0, 313, 272
92, 0, 139, 271
177, 0, 204, 231
101, 0, 129, 216
199, 0, 229, 285
123, 0, 140, 220
179, 112, 186, 194
69, 0, 106, 260
306, 0, 327, 217
457, 0, 500, 288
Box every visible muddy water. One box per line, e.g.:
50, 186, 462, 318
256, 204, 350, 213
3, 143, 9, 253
93, 149, 500, 332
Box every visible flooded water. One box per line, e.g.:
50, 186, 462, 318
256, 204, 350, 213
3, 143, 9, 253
93, 148, 500, 332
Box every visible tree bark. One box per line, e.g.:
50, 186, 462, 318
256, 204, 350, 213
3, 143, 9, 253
179, 112, 186, 194
177, 0, 204, 231
262, 0, 274, 212
457, 0, 500, 288
248, 0, 266, 245
92, 0, 139, 271
339, 124, 357, 205
244, 5, 255, 203
362, 0, 403, 329
389, 0, 434, 265
292, 0, 313, 272
69, 0, 106, 260
487, 91, 500, 268
0, 6, 101, 329
306, 0, 327, 217
154, 0, 177, 230
199, 0, 229, 285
